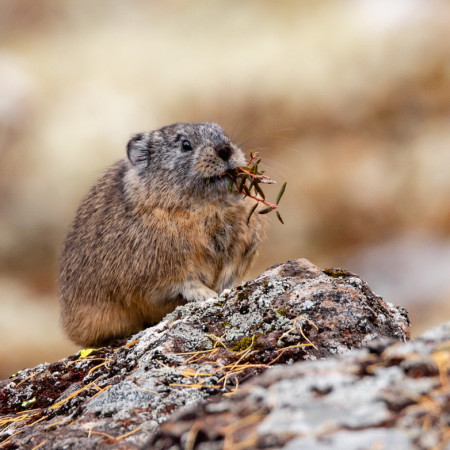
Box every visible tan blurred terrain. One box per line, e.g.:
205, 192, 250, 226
1, 0, 450, 379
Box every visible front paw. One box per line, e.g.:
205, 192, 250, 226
180, 281, 217, 302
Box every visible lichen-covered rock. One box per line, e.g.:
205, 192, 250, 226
0, 259, 410, 449
147, 321, 450, 449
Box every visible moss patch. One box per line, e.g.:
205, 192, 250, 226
323, 268, 355, 278
232, 334, 261, 352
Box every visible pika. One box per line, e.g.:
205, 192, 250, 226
59, 122, 267, 347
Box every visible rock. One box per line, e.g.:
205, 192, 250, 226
147, 320, 450, 449
0, 259, 410, 449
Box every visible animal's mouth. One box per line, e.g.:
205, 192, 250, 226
204, 171, 232, 186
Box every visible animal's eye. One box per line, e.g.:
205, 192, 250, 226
182, 140, 192, 151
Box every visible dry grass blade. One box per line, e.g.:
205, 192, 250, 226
116, 426, 142, 441
32, 439, 48, 450
49, 379, 100, 410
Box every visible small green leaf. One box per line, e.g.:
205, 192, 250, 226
258, 206, 274, 214
21, 397, 36, 408
228, 178, 234, 193
247, 203, 258, 224
79, 348, 95, 359
276, 211, 285, 224
276, 182, 287, 205
255, 183, 265, 200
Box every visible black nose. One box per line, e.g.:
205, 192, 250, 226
216, 144, 233, 162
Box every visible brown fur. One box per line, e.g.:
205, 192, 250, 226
59, 122, 267, 347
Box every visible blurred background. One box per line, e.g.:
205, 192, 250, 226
1, 0, 450, 379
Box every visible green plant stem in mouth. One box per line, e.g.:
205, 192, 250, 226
222, 152, 287, 224
204, 174, 230, 185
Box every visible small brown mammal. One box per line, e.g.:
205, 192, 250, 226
59, 122, 267, 347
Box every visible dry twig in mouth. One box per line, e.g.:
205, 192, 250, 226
224, 152, 287, 224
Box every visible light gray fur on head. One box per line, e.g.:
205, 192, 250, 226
126, 122, 246, 198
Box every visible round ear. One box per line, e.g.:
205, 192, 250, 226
127, 133, 150, 170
